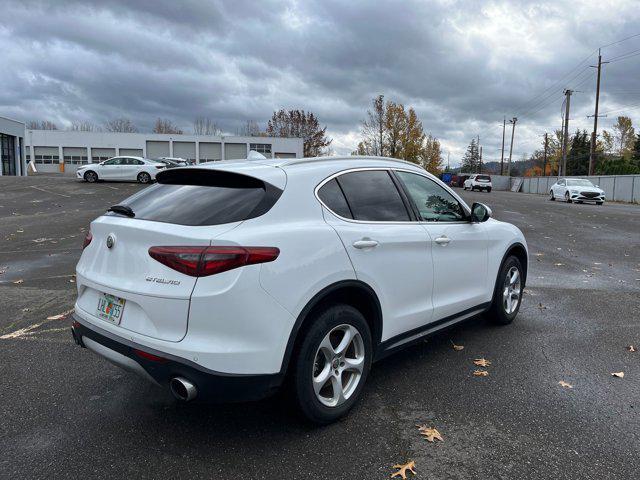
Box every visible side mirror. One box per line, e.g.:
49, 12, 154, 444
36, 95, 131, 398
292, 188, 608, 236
471, 202, 492, 223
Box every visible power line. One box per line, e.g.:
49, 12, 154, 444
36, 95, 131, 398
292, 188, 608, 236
600, 32, 640, 49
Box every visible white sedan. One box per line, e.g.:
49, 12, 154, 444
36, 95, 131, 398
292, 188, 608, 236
549, 178, 605, 205
77, 157, 165, 184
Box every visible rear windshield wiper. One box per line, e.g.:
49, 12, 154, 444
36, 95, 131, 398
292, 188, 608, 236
108, 204, 135, 217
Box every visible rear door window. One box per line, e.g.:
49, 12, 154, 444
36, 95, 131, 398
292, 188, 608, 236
108, 169, 282, 226
335, 170, 410, 222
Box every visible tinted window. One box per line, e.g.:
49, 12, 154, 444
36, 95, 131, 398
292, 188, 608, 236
477, 175, 491, 181
103, 158, 121, 165
107, 169, 282, 226
336, 170, 410, 221
318, 178, 352, 219
395, 171, 466, 222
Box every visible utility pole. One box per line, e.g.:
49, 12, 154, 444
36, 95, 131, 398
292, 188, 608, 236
500, 117, 506, 175
507, 117, 517, 176
542, 133, 548, 176
479, 146, 483, 173
588, 49, 607, 175
561, 89, 573, 176
447, 151, 450, 171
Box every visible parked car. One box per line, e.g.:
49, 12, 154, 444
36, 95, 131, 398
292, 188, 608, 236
463, 174, 492, 192
158, 157, 190, 166
71, 156, 528, 423
77, 157, 165, 184
549, 178, 605, 204
155, 158, 185, 168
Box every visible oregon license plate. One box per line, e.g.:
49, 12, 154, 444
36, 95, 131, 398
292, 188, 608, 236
96, 293, 126, 325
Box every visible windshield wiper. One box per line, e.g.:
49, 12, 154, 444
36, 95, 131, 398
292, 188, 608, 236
108, 204, 135, 217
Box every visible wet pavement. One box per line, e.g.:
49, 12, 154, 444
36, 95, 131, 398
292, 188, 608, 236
1, 176, 639, 479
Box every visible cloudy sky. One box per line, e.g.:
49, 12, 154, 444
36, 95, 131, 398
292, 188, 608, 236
1, 0, 640, 165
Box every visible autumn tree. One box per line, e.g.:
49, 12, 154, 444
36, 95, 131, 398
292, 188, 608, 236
153, 118, 183, 134
400, 107, 425, 163
420, 135, 443, 174
266, 109, 332, 157
193, 116, 221, 135
385, 101, 406, 158
104, 118, 138, 133
359, 95, 386, 156
612, 116, 635, 157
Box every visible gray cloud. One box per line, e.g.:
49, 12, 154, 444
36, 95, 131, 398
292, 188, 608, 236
1, 0, 640, 163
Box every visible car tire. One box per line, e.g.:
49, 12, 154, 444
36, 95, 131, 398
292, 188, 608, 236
487, 187, 492, 193
596, 201, 603, 205
292, 304, 372, 424
565, 191, 572, 203
137, 172, 151, 184
549, 190, 555, 201
488, 255, 523, 325
84, 170, 98, 183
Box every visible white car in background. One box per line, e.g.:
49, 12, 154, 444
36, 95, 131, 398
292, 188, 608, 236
77, 157, 165, 184
463, 174, 492, 192
549, 178, 605, 205
71, 156, 527, 423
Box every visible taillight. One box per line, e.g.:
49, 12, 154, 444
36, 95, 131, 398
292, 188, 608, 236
148, 246, 279, 277
82, 230, 92, 250
133, 348, 167, 363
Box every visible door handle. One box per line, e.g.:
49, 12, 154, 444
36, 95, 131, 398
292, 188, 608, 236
353, 238, 379, 249
434, 236, 451, 246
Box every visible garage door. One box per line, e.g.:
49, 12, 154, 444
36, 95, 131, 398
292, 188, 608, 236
92, 148, 116, 162
199, 142, 221, 163
173, 142, 196, 162
146, 141, 170, 158
120, 148, 143, 157
225, 143, 247, 160
63, 147, 89, 165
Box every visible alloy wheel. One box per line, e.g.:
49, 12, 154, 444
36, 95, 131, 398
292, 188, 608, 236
502, 266, 521, 315
312, 324, 365, 408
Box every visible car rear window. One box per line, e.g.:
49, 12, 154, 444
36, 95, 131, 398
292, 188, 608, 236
107, 169, 282, 226
477, 175, 491, 181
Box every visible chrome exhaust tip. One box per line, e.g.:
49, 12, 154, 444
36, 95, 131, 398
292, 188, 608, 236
169, 377, 197, 402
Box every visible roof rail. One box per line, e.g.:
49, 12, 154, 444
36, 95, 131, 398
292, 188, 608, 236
280, 155, 422, 168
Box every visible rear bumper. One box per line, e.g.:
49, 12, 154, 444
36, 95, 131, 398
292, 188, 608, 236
71, 314, 282, 402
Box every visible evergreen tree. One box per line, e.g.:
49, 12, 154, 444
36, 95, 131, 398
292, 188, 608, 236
565, 130, 590, 175
460, 138, 479, 172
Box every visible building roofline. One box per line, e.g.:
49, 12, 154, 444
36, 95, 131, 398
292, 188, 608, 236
0, 115, 26, 126
280, 155, 422, 168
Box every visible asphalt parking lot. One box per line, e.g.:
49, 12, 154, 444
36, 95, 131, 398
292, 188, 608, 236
1, 175, 639, 479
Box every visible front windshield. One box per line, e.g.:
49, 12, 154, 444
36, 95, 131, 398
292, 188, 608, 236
567, 179, 595, 187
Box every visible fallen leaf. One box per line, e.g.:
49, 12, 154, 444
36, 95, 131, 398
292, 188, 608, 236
611, 372, 625, 378
558, 381, 573, 389
21, 308, 30, 313
473, 370, 489, 377
474, 358, 491, 367
46, 308, 75, 321
538, 303, 547, 311
554, 263, 565, 266
13, 279, 24, 284
451, 342, 464, 351
627, 345, 636, 353
391, 461, 416, 479
417, 425, 443, 442
69, 278, 75, 283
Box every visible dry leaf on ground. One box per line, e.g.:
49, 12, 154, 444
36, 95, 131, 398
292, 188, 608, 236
474, 358, 491, 367
417, 425, 443, 442
473, 370, 489, 377
558, 381, 573, 389
451, 342, 464, 351
554, 263, 565, 266
627, 345, 636, 352
611, 372, 625, 378
13, 279, 24, 284
391, 461, 416, 479
46, 308, 75, 321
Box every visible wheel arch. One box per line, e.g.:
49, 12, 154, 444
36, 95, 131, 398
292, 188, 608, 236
503, 242, 528, 288
279, 280, 383, 377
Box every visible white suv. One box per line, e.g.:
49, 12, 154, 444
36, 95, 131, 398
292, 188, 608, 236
463, 174, 492, 192
71, 156, 527, 423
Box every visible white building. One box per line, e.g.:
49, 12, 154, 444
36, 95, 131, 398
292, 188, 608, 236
0, 116, 27, 176
24, 130, 304, 175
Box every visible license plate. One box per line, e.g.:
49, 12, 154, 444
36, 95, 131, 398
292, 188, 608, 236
96, 293, 126, 325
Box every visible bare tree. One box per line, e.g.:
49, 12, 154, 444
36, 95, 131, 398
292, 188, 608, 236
266, 109, 332, 157
237, 120, 263, 137
193, 116, 222, 135
359, 95, 385, 156
153, 118, 183, 134
26, 120, 58, 130
104, 118, 138, 133
70, 121, 99, 132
